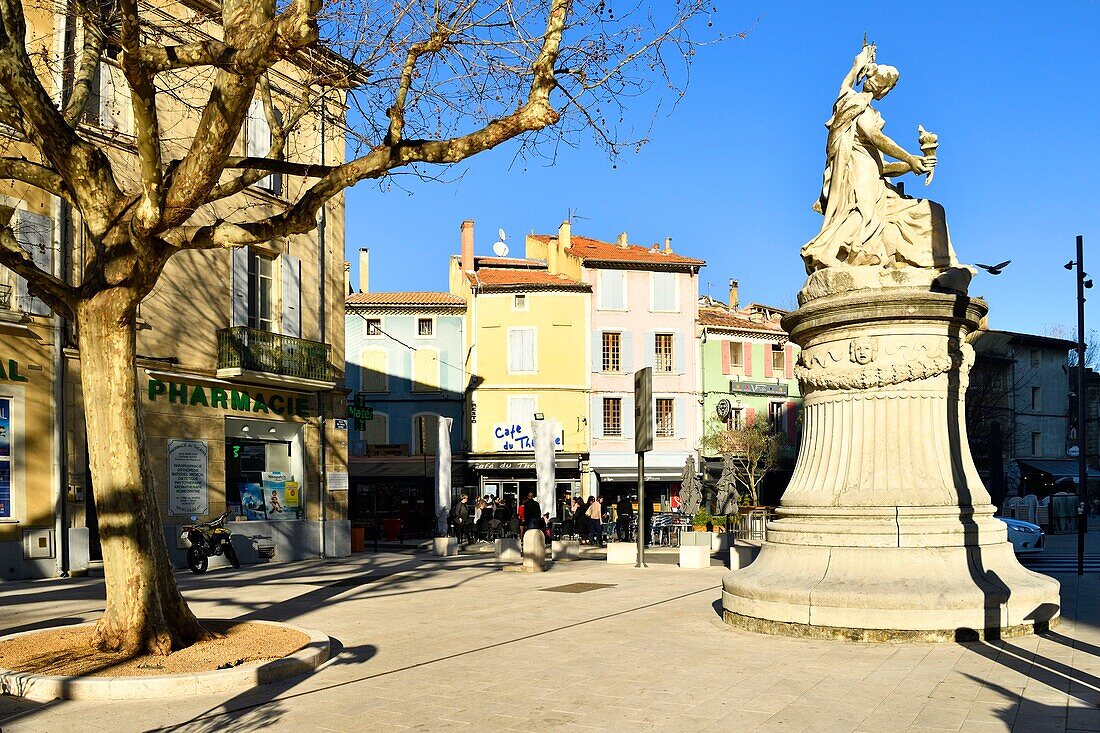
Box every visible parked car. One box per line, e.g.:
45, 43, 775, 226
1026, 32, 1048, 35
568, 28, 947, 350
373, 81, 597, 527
997, 517, 1045, 555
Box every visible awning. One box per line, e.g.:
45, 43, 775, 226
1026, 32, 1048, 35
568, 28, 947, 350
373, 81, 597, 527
350, 457, 436, 478
592, 452, 690, 482
1015, 459, 1100, 480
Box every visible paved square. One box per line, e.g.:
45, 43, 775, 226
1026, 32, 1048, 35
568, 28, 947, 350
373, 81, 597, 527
0, 547, 1097, 732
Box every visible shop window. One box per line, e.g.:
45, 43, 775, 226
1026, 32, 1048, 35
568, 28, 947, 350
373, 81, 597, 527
0, 398, 10, 519
599, 270, 626, 310
417, 318, 434, 337
360, 349, 388, 393
247, 249, 276, 332
729, 342, 743, 370
224, 438, 299, 520
508, 328, 536, 373
602, 332, 621, 372
603, 397, 622, 437
654, 333, 674, 373
771, 344, 785, 373
413, 415, 439, 455
655, 398, 674, 438
412, 349, 441, 392
651, 272, 677, 312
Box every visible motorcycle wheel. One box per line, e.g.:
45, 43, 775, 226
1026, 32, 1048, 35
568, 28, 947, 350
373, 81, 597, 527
187, 546, 208, 574
223, 542, 241, 569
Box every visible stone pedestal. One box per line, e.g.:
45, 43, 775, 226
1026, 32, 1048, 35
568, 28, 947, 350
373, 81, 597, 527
552, 539, 580, 561
679, 545, 711, 569
730, 540, 761, 570
495, 538, 521, 562
522, 530, 547, 572
723, 288, 1060, 640
606, 542, 637, 565
433, 537, 458, 557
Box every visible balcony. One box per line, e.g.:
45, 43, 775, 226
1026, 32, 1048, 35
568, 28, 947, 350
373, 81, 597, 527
217, 326, 336, 391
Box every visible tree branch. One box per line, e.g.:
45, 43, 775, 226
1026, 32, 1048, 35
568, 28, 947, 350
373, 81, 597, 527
0, 205, 76, 318
118, 0, 164, 236
63, 8, 105, 125
0, 157, 70, 201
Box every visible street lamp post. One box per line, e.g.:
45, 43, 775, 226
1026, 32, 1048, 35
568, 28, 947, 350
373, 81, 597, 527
1066, 235, 1091, 576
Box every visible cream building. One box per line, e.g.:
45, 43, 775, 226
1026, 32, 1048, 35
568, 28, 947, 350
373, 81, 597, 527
0, 4, 354, 578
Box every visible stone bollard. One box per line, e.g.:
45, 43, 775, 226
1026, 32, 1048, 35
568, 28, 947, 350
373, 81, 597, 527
433, 537, 458, 557
522, 530, 547, 572
679, 545, 711, 569
606, 542, 637, 565
495, 538, 522, 562
551, 539, 580, 561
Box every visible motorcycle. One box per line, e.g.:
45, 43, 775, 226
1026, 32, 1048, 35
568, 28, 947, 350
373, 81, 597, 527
181, 512, 240, 574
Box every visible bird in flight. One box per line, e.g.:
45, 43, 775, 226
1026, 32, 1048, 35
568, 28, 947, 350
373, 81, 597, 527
975, 260, 1011, 275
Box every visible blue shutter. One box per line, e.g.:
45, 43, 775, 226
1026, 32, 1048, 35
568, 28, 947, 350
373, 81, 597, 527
230, 247, 249, 326
590, 395, 603, 439
622, 394, 634, 440
673, 332, 685, 374
592, 330, 603, 372
621, 332, 633, 372
644, 332, 655, 368
674, 397, 686, 438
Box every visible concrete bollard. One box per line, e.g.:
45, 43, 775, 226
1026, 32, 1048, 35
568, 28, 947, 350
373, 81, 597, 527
433, 537, 458, 557
522, 530, 547, 572
495, 538, 522, 562
606, 542, 637, 565
679, 545, 711, 569
552, 539, 580, 561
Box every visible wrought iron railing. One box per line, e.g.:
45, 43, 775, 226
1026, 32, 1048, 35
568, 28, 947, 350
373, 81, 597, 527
217, 326, 332, 382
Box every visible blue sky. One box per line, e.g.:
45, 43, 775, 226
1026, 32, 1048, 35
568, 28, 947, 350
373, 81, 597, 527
343, 1, 1100, 336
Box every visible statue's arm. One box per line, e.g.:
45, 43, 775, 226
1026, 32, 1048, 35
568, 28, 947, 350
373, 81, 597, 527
882, 162, 911, 177
860, 117, 932, 175
839, 46, 876, 95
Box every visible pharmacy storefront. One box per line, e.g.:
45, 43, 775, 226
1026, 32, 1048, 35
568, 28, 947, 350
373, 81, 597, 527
137, 375, 349, 566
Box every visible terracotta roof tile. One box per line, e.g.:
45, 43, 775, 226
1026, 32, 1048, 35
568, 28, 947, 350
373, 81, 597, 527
698, 307, 785, 332
467, 268, 590, 291
346, 291, 465, 306
531, 233, 705, 267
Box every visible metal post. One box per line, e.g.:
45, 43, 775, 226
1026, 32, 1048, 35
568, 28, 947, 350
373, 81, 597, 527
1077, 234, 1088, 576
635, 452, 647, 568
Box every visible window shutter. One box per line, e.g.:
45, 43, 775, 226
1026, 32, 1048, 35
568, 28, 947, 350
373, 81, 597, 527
763, 346, 773, 378
721, 340, 731, 374
743, 342, 754, 377
785, 345, 795, 379
591, 395, 603, 439
644, 332, 655, 368
280, 253, 301, 337
621, 332, 633, 372
592, 330, 603, 372
673, 332, 685, 374
611, 271, 624, 309
14, 210, 52, 315
99, 63, 129, 132
674, 397, 686, 438
247, 99, 276, 191
622, 394, 634, 439
745, 407, 756, 426
786, 401, 799, 444
230, 247, 249, 326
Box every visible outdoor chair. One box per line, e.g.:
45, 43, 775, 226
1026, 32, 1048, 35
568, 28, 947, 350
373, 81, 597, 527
506, 516, 520, 538
488, 518, 504, 541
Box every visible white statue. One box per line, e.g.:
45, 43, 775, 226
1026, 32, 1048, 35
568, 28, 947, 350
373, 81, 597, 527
802, 44, 960, 274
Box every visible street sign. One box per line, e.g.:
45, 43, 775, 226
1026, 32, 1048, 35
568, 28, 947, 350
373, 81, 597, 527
716, 398, 732, 421
634, 367, 653, 454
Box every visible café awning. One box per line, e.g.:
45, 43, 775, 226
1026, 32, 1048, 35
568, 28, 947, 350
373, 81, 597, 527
1015, 459, 1100, 480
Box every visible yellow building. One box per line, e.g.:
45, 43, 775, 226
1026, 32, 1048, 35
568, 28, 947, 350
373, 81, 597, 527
449, 221, 591, 505
0, 6, 355, 578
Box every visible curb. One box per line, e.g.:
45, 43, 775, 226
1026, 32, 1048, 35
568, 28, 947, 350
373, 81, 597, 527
0, 619, 330, 701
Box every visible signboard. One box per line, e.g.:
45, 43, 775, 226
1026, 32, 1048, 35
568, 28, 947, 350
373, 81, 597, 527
471, 461, 536, 471
635, 367, 653, 453
332, 418, 348, 431
716, 399, 732, 421
327, 471, 349, 491
492, 423, 563, 452
366, 444, 408, 457
729, 380, 789, 397
148, 379, 310, 417
348, 393, 374, 431
0, 399, 9, 518
167, 440, 208, 516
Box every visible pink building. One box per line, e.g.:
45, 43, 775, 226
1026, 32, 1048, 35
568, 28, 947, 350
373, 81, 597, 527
528, 226, 704, 507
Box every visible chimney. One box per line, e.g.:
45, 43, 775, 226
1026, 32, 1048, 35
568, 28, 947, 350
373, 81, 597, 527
461, 219, 474, 272
728, 278, 739, 309
358, 247, 370, 293
664, 237, 673, 254
617, 232, 629, 249
548, 237, 559, 274
343, 262, 351, 295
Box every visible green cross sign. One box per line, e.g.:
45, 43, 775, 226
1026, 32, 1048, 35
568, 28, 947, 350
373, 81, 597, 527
348, 392, 374, 431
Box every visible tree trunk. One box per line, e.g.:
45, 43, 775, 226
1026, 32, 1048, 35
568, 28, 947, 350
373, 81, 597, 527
77, 289, 211, 655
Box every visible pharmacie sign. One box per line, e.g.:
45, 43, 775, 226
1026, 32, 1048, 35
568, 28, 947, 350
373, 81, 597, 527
147, 378, 310, 417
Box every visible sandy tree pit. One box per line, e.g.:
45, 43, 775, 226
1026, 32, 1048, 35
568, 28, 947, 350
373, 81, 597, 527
0, 621, 308, 677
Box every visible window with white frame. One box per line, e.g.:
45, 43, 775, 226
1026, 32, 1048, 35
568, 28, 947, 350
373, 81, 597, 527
509, 396, 537, 427
771, 344, 786, 373
364, 318, 383, 337
360, 349, 388, 393
508, 328, 536, 373
729, 342, 743, 370
654, 333, 674, 373
417, 318, 434, 337
651, 272, 677, 311
247, 249, 276, 332
655, 398, 674, 438
598, 270, 626, 310
513, 294, 527, 310
726, 408, 744, 431
603, 397, 623, 437
769, 402, 785, 433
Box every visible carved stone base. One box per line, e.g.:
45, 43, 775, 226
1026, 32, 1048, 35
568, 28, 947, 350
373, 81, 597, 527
722, 288, 1060, 639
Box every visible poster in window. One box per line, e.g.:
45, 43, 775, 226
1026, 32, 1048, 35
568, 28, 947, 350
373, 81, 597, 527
0, 398, 10, 458
0, 462, 9, 519
239, 483, 267, 520
262, 472, 299, 520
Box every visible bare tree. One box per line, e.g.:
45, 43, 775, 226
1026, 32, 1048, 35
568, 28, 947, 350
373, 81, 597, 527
1047, 324, 1100, 369
0, 0, 720, 654
703, 418, 783, 507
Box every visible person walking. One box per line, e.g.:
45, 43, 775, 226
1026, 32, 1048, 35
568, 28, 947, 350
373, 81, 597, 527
616, 495, 634, 542
586, 496, 603, 546
451, 494, 470, 544
523, 492, 542, 532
